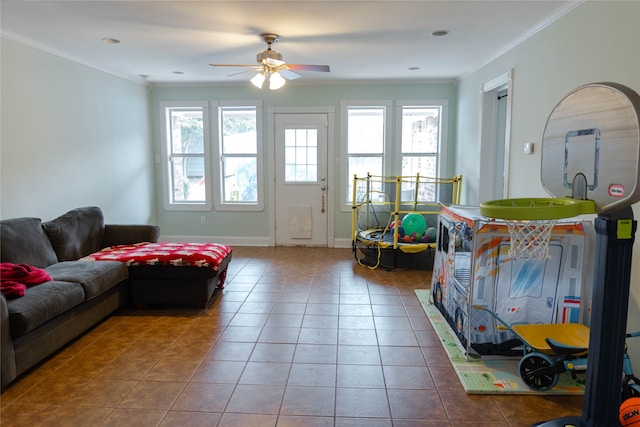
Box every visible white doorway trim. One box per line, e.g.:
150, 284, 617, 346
267, 106, 336, 247
477, 70, 513, 204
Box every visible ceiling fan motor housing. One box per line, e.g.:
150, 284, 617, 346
256, 49, 283, 64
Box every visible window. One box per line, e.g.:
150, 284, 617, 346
343, 103, 390, 205
398, 103, 445, 202
160, 102, 211, 211
215, 102, 263, 211
341, 100, 448, 210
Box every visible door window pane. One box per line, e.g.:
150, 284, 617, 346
284, 128, 318, 182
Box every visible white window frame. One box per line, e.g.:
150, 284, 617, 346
395, 99, 449, 198
213, 100, 264, 212
159, 101, 212, 211
340, 100, 392, 211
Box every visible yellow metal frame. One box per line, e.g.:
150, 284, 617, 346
351, 173, 462, 268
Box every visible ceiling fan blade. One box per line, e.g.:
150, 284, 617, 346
287, 64, 330, 72
209, 63, 258, 68
227, 69, 260, 77
279, 69, 301, 80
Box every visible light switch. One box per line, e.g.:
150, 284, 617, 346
524, 143, 534, 154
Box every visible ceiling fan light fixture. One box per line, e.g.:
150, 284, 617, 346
269, 71, 286, 90
250, 72, 266, 88
210, 32, 329, 87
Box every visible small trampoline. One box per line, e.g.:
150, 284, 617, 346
351, 173, 462, 270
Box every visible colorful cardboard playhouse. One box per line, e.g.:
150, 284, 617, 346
431, 204, 592, 356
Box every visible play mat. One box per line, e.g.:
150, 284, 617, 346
415, 289, 585, 395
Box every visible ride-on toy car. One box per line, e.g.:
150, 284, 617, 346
472, 305, 590, 391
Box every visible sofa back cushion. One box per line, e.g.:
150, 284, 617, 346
42, 207, 105, 261
0, 217, 59, 268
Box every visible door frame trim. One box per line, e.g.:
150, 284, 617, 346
267, 107, 336, 247
477, 69, 513, 204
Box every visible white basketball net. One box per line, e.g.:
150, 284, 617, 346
504, 219, 558, 260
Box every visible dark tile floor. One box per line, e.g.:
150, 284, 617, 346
0, 247, 583, 426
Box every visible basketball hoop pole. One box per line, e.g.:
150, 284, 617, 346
582, 210, 637, 426
525, 81, 640, 427
534, 207, 637, 427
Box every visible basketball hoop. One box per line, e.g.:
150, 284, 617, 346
480, 197, 596, 260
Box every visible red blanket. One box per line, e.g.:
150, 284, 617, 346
0, 262, 52, 298
82, 242, 232, 270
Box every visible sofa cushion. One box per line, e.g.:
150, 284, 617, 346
6, 280, 85, 338
43, 207, 105, 261
0, 218, 59, 268
46, 261, 128, 301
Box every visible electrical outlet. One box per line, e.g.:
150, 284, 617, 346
200, 216, 206, 225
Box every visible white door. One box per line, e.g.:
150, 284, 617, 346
274, 113, 328, 246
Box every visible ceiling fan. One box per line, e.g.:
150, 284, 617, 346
210, 33, 330, 90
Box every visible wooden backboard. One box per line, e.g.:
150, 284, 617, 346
541, 83, 640, 214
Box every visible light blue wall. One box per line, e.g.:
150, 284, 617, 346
456, 0, 640, 204
2, 0, 640, 365
150, 82, 458, 241
0, 35, 458, 241
456, 0, 640, 370
0, 37, 156, 224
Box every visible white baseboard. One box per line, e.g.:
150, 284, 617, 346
160, 235, 270, 247
160, 235, 354, 248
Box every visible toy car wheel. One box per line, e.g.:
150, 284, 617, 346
518, 352, 559, 391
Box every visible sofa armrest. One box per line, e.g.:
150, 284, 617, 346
101, 224, 160, 248
1, 294, 16, 392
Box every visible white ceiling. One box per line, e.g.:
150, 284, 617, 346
0, 0, 579, 85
